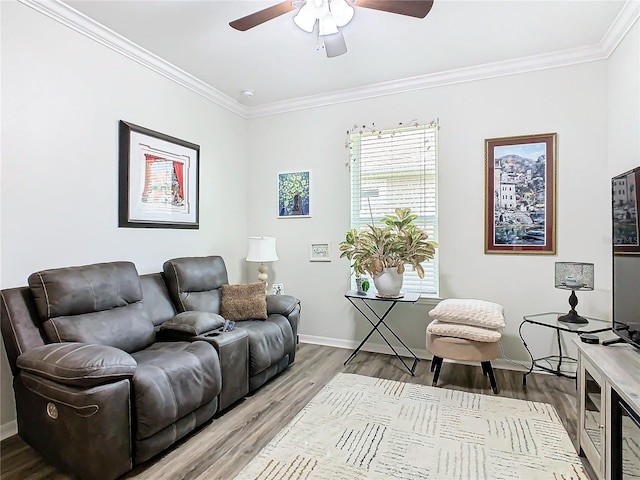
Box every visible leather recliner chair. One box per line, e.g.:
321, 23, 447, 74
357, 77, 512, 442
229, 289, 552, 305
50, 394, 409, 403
162, 256, 301, 392
0, 261, 222, 480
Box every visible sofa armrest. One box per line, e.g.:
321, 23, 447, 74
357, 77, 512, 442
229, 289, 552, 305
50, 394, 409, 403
17, 342, 137, 388
16, 372, 133, 479
159, 311, 225, 335
266, 294, 299, 317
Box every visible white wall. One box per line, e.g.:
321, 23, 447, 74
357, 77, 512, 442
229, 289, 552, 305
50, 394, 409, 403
246, 61, 612, 367
0, 1, 248, 436
608, 19, 640, 177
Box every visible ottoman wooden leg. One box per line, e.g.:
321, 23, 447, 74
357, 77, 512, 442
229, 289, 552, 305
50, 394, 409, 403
481, 361, 498, 394
431, 356, 443, 386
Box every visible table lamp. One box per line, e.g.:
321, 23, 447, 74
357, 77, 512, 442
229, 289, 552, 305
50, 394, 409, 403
246, 236, 279, 285
555, 262, 594, 324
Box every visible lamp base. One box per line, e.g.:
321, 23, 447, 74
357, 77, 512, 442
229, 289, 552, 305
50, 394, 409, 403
558, 310, 589, 324
558, 289, 589, 324
257, 264, 268, 287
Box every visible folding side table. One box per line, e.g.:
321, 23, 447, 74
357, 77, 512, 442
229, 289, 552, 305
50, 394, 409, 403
344, 290, 421, 375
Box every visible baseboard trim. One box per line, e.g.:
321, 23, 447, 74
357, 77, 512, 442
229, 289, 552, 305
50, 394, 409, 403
1, 420, 17, 441
299, 333, 432, 360
298, 334, 529, 374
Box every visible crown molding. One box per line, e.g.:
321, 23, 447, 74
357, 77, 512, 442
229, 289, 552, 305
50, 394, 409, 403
18, 0, 249, 118
244, 0, 640, 118
247, 44, 606, 118
600, 0, 640, 56
20, 0, 640, 120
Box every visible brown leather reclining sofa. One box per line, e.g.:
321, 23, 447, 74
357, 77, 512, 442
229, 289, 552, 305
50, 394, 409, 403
0, 256, 300, 480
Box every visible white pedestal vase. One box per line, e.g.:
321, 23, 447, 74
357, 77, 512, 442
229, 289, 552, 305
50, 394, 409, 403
373, 267, 404, 298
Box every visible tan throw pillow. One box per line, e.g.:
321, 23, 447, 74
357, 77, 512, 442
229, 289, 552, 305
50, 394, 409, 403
220, 283, 268, 321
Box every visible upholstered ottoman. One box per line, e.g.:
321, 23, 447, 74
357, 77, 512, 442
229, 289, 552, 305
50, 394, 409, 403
426, 298, 505, 394
426, 333, 499, 393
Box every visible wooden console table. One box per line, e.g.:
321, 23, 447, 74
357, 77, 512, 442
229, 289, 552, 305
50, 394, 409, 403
576, 340, 640, 480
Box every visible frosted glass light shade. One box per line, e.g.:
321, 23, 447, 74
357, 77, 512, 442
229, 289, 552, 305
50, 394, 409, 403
555, 262, 594, 291
293, 5, 317, 32
330, 0, 354, 27
294, 0, 351, 34
246, 237, 279, 262
318, 14, 339, 35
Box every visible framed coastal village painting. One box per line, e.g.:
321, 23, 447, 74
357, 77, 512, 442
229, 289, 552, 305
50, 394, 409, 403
485, 133, 556, 254
613, 166, 640, 255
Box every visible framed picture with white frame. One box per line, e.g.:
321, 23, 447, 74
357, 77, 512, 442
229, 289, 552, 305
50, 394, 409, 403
278, 171, 310, 218
119, 120, 199, 229
309, 242, 330, 262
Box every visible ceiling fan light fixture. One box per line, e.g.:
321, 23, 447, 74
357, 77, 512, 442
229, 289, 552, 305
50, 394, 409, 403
329, 0, 354, 27
231, 0, 434, 59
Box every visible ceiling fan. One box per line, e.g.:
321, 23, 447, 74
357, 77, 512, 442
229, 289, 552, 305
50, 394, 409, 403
229, 0, 434, 58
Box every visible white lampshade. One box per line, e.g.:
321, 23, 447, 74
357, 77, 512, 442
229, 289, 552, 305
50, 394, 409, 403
246, 237, 279, 262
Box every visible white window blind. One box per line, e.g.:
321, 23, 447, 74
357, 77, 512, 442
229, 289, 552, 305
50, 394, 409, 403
348, 122, 439, 296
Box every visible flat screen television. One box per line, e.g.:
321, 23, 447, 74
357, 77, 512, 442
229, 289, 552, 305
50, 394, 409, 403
611, 166, 640, 349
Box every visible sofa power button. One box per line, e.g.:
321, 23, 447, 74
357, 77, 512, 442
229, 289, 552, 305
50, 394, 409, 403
46, 402, 58, 419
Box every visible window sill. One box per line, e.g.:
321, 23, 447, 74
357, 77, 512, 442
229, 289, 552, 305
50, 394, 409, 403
417, 296, 441, 307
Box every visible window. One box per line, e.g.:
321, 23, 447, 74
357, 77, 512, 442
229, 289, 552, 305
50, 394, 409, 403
348, 122, 439, 296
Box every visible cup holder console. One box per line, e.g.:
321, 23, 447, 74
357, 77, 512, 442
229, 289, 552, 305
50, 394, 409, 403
203, 321, 236, 338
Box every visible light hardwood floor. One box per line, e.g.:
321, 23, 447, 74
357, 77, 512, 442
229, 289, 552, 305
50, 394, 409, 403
0, 343, 583, 480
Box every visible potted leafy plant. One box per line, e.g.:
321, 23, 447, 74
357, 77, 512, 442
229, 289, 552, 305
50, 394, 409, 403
339, 208, 437, 297
355, 276, 370, 294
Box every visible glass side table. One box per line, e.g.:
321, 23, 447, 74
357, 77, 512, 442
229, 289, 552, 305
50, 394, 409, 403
520, 312, 610, 385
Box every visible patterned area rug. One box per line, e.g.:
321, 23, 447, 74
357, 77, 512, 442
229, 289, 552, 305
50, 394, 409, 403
234, 373, 588, 480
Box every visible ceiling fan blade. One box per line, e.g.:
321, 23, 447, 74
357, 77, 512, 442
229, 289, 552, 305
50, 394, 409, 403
324, 31, 348, 58
229, 1, 296, 31
352, 0, 434, 18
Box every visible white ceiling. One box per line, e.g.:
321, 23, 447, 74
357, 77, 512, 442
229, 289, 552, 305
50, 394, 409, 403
59, 0, 630, 110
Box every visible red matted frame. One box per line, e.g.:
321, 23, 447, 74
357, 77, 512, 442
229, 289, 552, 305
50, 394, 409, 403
485, 133, 557, 254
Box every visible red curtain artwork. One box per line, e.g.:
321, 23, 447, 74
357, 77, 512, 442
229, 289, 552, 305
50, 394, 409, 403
142, 154, 185, 206
173, 161, 184, 203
